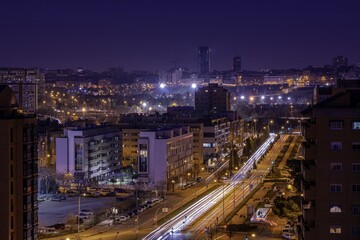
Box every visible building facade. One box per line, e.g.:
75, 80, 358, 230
195, 83, 231, 116
56, 125, 121, 180
0, 86, 38, 240
198, 46, 210, 76
203, 118, 231, 169
301, 90, 360, 240
137, 127, 193, 188
233, 56, 241, 72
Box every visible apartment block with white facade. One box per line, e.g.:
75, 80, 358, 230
56, 125, 121, 180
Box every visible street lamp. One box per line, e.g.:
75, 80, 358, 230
171, 180, 175, 192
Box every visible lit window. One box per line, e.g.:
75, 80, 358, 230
330, 226, 341, 234
352, 122, 360, 130
330, 205, 342, 213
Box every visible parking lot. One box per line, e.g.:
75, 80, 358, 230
39, 196, 117, 226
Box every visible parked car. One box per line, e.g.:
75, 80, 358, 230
116, 215, 129, 222
50, 196, 63, 202
80, 209, 93, 215
75, 213, 89, 219
282, 232, 296, 239
91, 191, 101, 197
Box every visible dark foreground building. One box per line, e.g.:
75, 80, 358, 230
301, 89, 360, 240
0, 85, 38, 240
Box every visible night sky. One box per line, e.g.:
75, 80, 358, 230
1, 0, 359, 71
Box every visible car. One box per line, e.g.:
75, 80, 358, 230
66, 190, 78, 196
98, 219, 113, 226
91, 191, 101, 197
50, 196, 62, 202
116, 215, 129, 222
220, 176, 228, 181
80, 209, 93, 215
75, 213, 89, 219
282, 232, 297, 239
127, 212, 135, 218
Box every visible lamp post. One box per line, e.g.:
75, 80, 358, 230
171, 180, 175, 192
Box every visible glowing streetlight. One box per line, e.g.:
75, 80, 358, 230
261, 96, 265, 100
191, 83, 197, 89
160, 83, 166, 89
278, 95, 282, 99
240, 95, 245, 100
142, 102, 147, 107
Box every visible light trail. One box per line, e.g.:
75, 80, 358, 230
143, 133, 277, 240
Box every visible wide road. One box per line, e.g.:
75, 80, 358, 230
143, 133, 278, 240
186, 134, 289, 239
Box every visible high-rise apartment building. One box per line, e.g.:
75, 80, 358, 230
301, 89, 360, 240
56, 125, 121, 180
195, 83, 231, 116
3, 82, 39, 114
0, 86, 38, 240
198, 46, 210, 76
233, 56, 241, 72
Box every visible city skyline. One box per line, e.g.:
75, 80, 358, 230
1, 0, 360, 71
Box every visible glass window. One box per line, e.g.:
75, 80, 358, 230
330, 205, 342, 213
330, 226, 341, 234
353, 163, 360, 172
330, 121, 343, 130
330, 142, 342, 151
330, 184, 342, 192
352, 205, 360, 214
352, 226, 360, 234
352, 143, 360, 151
352, 185, 360, 192
330, 163, 342, 172
352, 122, 360, 130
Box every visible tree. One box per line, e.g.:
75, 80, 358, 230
39, 166, 57, 194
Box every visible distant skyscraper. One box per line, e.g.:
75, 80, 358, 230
198, 46, 210, 76
233, 56, 241, 72
195, 83, 231, 115
333, 56, 348, 69
0, 85, 38, 240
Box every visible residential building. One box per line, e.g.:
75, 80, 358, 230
301, 90, 360, 240
202, 117, 231, 169
0, 85, 38, 240
56, 125, 121, 181
137, 127, 193, 188
195, 83, 231, 116
1, 82, 38, 114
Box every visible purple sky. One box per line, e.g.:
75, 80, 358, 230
1, 0, 359, 71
